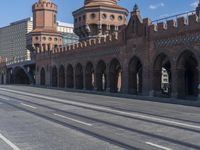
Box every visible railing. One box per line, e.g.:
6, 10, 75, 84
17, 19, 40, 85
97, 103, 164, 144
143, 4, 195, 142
6, 55, 31, 65
152, 10, 196, 23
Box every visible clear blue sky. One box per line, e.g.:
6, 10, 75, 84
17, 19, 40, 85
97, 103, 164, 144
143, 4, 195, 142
0, 0, 198, 27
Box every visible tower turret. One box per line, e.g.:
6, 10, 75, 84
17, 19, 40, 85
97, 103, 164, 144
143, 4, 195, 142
32, 0, 57, 31
73, 0, 128, 41
27, 0, 63, 56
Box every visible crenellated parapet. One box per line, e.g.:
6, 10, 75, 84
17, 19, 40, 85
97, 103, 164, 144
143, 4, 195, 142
33, 2, 57, 12
150, 13, 200, 37
149, 12, 200, 48
36, 32, 121, 57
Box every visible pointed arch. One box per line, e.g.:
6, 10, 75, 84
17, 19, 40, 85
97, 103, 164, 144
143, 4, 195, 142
85, 62, 94, 90
75, 63, 83, 89
1, 73, 4, 84
176, 50, 199, 98
109, 58, 122, 93
40, 67, 46, 86
52, 66, 58, 87
96, 60, 107, 91
128, 56, 143, 95
153, 53, 171, 97
66, 64, 74, 88
59, 65, 65, 88
13, 67, 29, 84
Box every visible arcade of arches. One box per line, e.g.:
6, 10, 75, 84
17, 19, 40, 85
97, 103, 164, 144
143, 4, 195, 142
38, 50, 200, 99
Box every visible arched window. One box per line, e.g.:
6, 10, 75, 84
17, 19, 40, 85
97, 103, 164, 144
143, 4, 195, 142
54, 14, 57, 24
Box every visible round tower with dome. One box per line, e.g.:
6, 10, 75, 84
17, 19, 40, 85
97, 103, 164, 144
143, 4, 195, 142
73, 0, 128, 41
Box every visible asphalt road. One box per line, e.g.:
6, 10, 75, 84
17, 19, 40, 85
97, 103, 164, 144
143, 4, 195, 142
0, 85, 200, 150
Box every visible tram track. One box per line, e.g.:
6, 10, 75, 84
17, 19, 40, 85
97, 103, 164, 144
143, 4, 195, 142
1, 86, 200, 125
0, 89, 200, 149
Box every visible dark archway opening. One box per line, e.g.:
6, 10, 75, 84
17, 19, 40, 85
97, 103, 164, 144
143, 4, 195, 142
59, 65, 65, 88
52, 66, 58, 87
177, 51, 199, 99
128, 57, 143, 95
109, 59, 122, 93
40, 68, 45, 86
66, 65, 74, 88
85, 62, 94, 90
1, 74, 4, 84
75, 64, 83, 89
13, 67, 30, 84
153, 54, 171, 97
8, 69, 14, 84
96, 60, 107, 91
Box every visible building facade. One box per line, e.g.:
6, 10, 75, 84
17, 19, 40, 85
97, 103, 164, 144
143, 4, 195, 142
12, 0, 200, 100
57, 21, 79, 45
0, 18, 33, 61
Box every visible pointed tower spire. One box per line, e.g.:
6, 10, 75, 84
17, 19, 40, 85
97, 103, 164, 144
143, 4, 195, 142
131, 3, 142, 22
196, 0, 200, 17
132, 4, 140, 15
133, 4, 139, 12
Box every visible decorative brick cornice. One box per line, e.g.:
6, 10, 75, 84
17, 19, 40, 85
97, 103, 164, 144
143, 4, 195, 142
155, 33, 200, 48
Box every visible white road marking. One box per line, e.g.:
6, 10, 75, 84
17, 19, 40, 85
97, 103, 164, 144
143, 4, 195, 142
0, 133, 21, 150
54, 113, 92, 126
0, 95, 9, 101
105, 109, 200, 130
1, 88, 200, 130
146, 142, 173, 150
20, 103, 37, 109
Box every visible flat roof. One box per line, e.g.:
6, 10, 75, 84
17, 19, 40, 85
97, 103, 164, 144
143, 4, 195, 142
0, 17, 74, 29
57, 21, 74, 28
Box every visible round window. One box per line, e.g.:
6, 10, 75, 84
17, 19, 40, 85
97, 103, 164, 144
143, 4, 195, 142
102, 14, 107, 19
91, 13, 96, 19
118, 16, 123, 21
110, 15, 115, 21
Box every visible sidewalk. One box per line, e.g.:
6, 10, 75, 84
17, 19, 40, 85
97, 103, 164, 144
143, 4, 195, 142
32, 85, 200, 108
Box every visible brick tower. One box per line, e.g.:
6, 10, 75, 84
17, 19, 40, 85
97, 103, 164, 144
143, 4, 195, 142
73, 0, 128, 41
27, 0, 63, 55
196, 0, 200, 17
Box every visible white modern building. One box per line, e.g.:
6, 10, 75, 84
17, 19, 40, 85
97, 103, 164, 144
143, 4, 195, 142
0, 18, 33, 61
